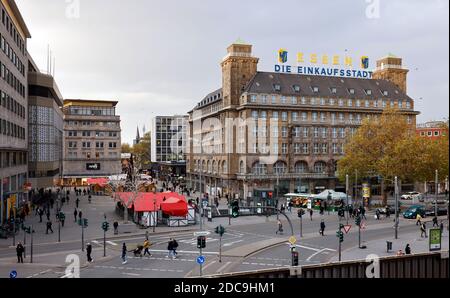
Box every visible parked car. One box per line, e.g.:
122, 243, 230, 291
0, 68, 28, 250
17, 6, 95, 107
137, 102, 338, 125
403, 205, 426, 219
401, 192, 422, 200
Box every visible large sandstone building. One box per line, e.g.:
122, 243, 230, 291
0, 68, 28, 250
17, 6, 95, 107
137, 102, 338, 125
186, 41, 419, 202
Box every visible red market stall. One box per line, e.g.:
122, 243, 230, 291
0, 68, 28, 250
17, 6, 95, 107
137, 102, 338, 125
87, 178, 109, 195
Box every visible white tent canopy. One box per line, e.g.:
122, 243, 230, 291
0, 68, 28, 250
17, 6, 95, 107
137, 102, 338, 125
313, 189, 350, 201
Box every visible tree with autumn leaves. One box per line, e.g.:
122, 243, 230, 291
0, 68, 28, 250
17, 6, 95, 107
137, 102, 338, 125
337, 108, 449, 205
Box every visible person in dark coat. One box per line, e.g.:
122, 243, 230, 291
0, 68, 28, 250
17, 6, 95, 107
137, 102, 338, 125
75, 198, 80, 208
319, 220, 326, 236
113, 221, 119, 235
78, 210, 82, 221
309, 208, 314, 221
38, 207, 43, 222
46, 210, 51, 221
16, 242, 24, 263
432, 216, 439, 228
167, 238, 174, 259
86, 243, 93, 262
405, 244, 411, 255
74, 209, 78, 222
121, 243, 127, 264
46, 220, 54, 234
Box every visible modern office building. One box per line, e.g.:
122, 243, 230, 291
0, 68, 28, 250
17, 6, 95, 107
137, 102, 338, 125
27, 55, 64, 189
151, 115, 187, 177
186, 42, 420, 201
0, 0, 30, 223
62, 99, 121, 186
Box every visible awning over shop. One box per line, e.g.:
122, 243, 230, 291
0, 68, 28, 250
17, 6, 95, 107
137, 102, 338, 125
87, 178, 109, 187
114, 192, 188, 215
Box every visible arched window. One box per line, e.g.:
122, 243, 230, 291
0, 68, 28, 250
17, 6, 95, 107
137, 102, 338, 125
252, 162, 267, 175
294, 161, 308, 173
222, 161, 228, 173
207, 160, 211, 173
239, 161, 245, 173
314, 161, 327, 174
202, 160, 206, 172
273, 161, 287, 174
212, 160, 216, 174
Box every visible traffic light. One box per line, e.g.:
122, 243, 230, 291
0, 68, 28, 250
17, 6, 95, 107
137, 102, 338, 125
297, 208, 305, 218
291, 251, 299, 266
102, 221, 109, 232
231, 200, 240, 218
336, 231, 344, 243
59, 212, 65, 221
197, 236, 206, 249
355, 216, 361, 227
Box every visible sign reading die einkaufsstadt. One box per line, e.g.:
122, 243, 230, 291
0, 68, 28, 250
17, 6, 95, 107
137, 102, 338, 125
274, 49, 373, 79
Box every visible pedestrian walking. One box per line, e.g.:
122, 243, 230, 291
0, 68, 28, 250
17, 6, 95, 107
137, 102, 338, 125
46, 210, 50, 221
166, 238, 174, 259
74, 208, 78, 222
309, 209, 314, 221
275, 220, 283, 235
386, 207, 391, 218
143, 239, 152, 257
172, 238, 179, 258
420, 222, 427, 238
86, 243, 93, 263
46, 220, 54, 234
121, 243, 127, 264
416, 214, 422, 226
319, 220, 326, 236
60, 213, 65, 227
360, 206, 367, 220
75, 198, 80, 208
78, 210, 82, 221
38, 207, 43, 222
16, 242, 24, 263
432, 216, 439, 228
405, 244, 411, 255
375, 209, 381, 220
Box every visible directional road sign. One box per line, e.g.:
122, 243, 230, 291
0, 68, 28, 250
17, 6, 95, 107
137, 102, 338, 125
343, 225, 352, 234
196, 256, 205, 265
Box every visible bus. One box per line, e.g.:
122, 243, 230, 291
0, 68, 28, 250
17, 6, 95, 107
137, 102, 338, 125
284, 193, 314, 209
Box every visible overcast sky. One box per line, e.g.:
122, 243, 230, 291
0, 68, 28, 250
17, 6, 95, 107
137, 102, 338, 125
17, 0, 449, 144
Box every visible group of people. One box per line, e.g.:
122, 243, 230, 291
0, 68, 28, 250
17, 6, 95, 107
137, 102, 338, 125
119, 237, 178, 264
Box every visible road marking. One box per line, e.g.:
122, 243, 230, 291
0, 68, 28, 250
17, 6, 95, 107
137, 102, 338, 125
217, 261, 232, 273
202, 260, 217, 270
122, 272, 140, 276
306, 248, 336, 262
147, 249, 219, 255
223, 240, 244, 247
291, 243, 321, 252
106, 241, 118, 246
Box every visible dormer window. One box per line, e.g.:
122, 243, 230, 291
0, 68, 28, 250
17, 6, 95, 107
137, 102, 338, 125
365, 89, 372, 95
273, 84, 281, 91
312, 86, 319, 93
293, 85, 301, 92
348, 88, 355, 95
250, 94, 257, 103
331, 87, 337, 94
383, 90, 389, 96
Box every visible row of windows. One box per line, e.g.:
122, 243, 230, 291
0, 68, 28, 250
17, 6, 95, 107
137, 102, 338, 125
243, 143, 345, 155
66, 120, 119, 127
247, 161, 331, 175
67, 131, 118, 137
247, 94, 411, 109
1, 7, 25, 55
1, 33, 25, 76
249, 126, 354, 138
0, 118, 25, 139
0, 61, 26, 98
68, 141, 118, 148
65, 106, 116, 116
1, 90, 25, 118
249, 110, 413, 124
419, 131, 445, 137
67, 151, 118, 159
0, 151, 27, 168
270, 83, 395, 97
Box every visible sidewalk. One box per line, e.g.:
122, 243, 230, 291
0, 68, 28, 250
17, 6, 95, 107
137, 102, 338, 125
330, 227, 449, 262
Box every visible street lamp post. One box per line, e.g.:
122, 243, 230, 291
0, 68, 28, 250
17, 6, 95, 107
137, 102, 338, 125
435, 170, 438, 217
394, 176, 399, 240
30, 224, 33, 264
346, 174, 349, 225
153, 199, 156, 233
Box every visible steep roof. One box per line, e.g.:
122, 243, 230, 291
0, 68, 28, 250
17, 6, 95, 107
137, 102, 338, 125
244, 72, 413, 101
